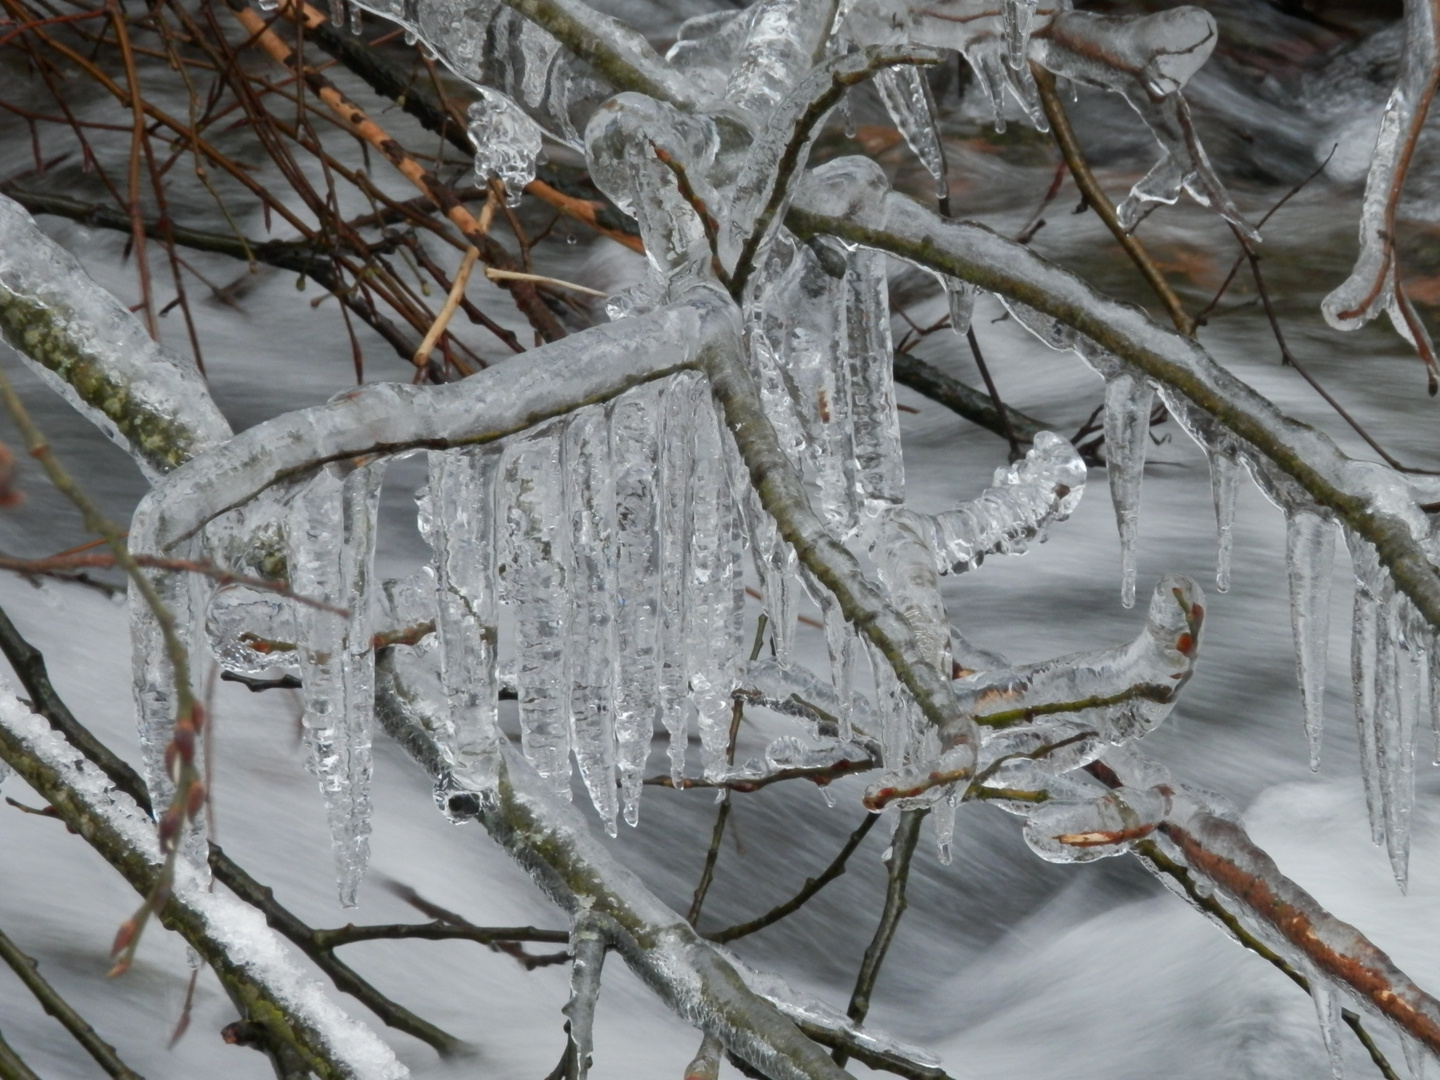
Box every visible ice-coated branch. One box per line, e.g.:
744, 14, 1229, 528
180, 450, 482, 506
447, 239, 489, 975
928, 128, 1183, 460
133, 299, 727, 553
1165, 811, 1440, 1056
1030, 63, 1194, 337
1128, 836, 1402, 1080
0, 685, 406, 1080
562, 913, 610, 1080
0, 599, 464, 1058
0, 195, 232, 481
784, 181, 1440, 635
699, 300, 978, 757
372, 653, 855, 1080
1321, 0, 1440, 392
493, 0, 695, 108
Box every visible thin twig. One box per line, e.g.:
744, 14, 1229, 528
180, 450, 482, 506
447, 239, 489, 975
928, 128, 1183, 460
482, 267, 607, 298
413, 245, 480, 369
835, 809, 925, 1067
0, 926, 146, 1080
1031, 63, 1195, 337
707, 814, 878, 944
0, 552, 349, 615
965, 326, 1021, 459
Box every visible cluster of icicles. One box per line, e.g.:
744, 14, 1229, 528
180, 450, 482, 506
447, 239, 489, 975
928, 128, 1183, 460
116, 0, 1438, 943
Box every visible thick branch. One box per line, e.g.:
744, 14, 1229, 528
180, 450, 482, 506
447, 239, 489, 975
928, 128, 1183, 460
785, 186, 1440, 633
374, 651, 855, 1080
0, 689, 403, 1080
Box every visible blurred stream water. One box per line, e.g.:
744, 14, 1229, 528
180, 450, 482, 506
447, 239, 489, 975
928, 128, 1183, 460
2, 2, 1440, 1077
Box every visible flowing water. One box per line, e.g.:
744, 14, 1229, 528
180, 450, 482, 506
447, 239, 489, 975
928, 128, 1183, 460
1, 2, 1439, 1077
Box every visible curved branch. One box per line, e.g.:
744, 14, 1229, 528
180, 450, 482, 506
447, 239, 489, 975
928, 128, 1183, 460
0, 195, 232, 480
373, 652, 854, 1080
784, 181, 1440, 633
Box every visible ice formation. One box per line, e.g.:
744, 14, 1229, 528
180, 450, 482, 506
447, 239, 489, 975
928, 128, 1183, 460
468, 87, 546, 205
10, 9, 1405, 1061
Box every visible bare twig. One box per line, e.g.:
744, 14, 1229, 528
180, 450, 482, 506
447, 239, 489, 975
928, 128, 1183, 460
835, 809, 924, 1067
707, 814, 878, 944
1031, 63, 1195, 337
0, 927, 146, 1080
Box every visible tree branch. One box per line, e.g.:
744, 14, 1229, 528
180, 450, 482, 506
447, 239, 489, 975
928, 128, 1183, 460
0, 926, 146, 1080
374, 650, 856, 1080
785, 184, 1440, 634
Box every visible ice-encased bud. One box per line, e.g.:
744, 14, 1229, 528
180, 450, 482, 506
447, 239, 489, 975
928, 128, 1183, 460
1023, 785, 1169, 863
206, 585, 298, 675
468, 87, 544, 206
585, 94, 720, 282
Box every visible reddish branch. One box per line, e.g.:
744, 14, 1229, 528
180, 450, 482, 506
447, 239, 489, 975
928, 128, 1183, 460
1166, 813, 1440, 1053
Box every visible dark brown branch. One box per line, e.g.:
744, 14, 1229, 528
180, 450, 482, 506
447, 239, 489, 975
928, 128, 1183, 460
1031, 63, 1195, 337
892, 351, 1048, 446
311, 921, 567, 949
0, 926, 146, 1080
835, 809, 924, 1067
707, 814, 878, 945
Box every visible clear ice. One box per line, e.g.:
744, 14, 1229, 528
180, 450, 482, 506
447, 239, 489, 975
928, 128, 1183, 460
288, 462, 384, 907
1286, 511, 1336, 770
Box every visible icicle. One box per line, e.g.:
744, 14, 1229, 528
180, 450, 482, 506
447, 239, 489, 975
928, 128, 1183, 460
1102, 372, 1153, 608
610, 386, 662, 827
1348, 529, 1386, 847
866, 637, 922, 768
499, 430, 571, 799
288, 461, 384, 907
468, 87, 544, 206
844, 238, 905, 516
932, 794, 956, 864
659, 375, 698, 782
686, 395, 746, 780
1378, 594, 1419, 891
1302, 959, 1347, 1080
872, 66, 948, 199
821, 592, 856, 739
428, 447, 502, 778
1002, 0, 1040, 71
1208, 445, 1239, 592
961, 37, 1012, 132
1286, 511, 1336, 770
947, 279, 976, 337
564, 407, 620, 834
